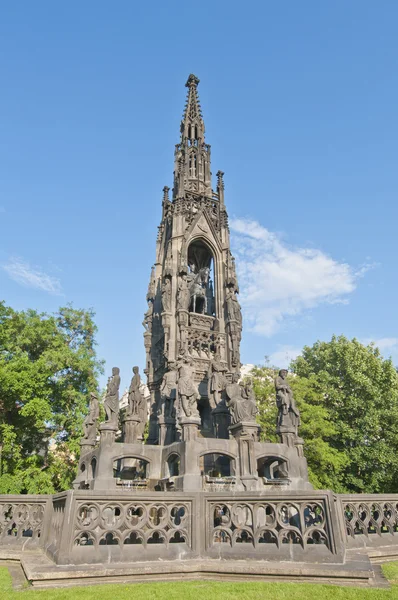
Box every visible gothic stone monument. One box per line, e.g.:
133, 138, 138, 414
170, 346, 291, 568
0, 76, 393, 588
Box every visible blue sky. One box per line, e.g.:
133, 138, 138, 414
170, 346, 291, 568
1, 1, 397, 390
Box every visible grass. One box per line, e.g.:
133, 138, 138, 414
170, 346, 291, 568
2, 564, 398, 599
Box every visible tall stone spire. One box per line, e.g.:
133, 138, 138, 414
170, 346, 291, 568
181, 74, 204, 141
173, 74, 212, 198
145, 75, 242, 444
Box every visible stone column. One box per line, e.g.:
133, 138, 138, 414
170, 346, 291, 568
212, 403, 230, 439
230, 422, 260, 491
99, 422, 117, 446
158, 415, 175, 445
79, 439, 96, 458
179, 416, 201, 441
123, 416, 143, 444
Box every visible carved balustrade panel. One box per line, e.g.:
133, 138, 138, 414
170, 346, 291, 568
208, 500, 330, 550
0, 500, 47, 540
342, 499, 398, 540
73, 500, 191, 550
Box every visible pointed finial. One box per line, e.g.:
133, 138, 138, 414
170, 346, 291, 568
185, 74, 200, 88
162, 186, 170, 202
216, 170, 224, 190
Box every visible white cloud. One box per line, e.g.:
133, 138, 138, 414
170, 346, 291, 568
230, 218, 367, 336
362, 337, 398, 353
2, 256, 62, 295
268, 346, 302, 369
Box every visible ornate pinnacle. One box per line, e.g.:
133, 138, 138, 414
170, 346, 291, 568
162, 186, 170, 202
216, 171, 225, 190
185, 74, 200, 88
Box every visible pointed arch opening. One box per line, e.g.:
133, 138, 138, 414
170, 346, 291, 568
187, 238, 215, 316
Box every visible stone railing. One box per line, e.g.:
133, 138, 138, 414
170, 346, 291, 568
0, 496, 50, 546
5, 491, 398, 563
337, 494, 398, 548
205, 492, 344, 562
43, 491, 194, 564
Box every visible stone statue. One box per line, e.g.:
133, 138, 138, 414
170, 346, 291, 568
225, 287, 242, 325
142, 300, 153, 332
83, 392, 100, 441
241, 379, 258, 421
226, 374, 258, 425
274, 369, 300, 435
127, 366, 146, 417
161, 277, 172, 312
177, 274, 190, 311
208, 358, 227, 409
160, 362, 177, 418
104, 367, 120, 427
177, 362, 200, 418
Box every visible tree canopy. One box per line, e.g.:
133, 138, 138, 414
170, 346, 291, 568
0, 301, 103, 494
252, 335, 398, 493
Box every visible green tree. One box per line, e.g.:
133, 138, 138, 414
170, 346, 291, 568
291, 335, 398, 493
0, 301, 103, 494
251, 363, 347, 491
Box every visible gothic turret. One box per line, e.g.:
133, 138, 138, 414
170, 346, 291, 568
145, 75, 242, 444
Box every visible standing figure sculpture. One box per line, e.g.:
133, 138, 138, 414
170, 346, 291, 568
104, 367, 121, 427
160, 362, 177, 418
177, 273, 190, 311
177, 361, 200, 418
83, 392, 100, 441
128, 366, 146, 418
274, 369, 300, 437
225, 287, 242, 325
208, 358, 227, 409
142, 300, 153, 332
161, 278, 172, 312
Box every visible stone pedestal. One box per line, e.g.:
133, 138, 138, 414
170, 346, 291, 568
179, 416, 201, 441
158, 416, 175, 445
99, 422, 117, 446
229, 421, 260, 441
123, 416, 144, 444
79, 439, 96, 457
277, 426, 297, 447
212, 404, 230, 439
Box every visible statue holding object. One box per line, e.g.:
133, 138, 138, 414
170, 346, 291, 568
274, 369, 300, 439
82, 392, 100, 442
177, 361, 200, 418
127, 366, 146, 417
103, 367, 120, 428
208, 358, 227, 409
226, 374, 258, 425
160, 362, 177, 418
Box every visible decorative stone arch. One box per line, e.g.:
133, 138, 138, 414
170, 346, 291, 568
186, 234, 222, 318
256, 455, 289, 481
199, 451, 236, 477
112, 455, 151, 480
166, 453, 181, 477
